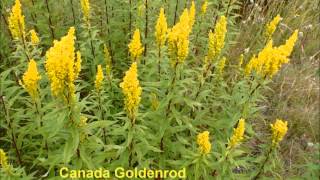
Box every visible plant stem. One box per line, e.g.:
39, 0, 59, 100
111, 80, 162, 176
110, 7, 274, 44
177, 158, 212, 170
45, 0, 55, 40
97, 90, 107, 144
253, 146, 273, 180
158, 47, 161, 81
173, 0, 179, 24
70, 0, 76, 26
144, 0, 148, 59
0, 95, 23, 165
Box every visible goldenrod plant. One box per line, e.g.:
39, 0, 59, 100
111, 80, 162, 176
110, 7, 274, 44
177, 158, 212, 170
0, 0, 319, 179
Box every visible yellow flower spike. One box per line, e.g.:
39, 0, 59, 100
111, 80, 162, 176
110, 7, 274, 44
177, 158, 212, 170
120, 62, 142, 122
276, 30, 298, 57
245, 31, 298, 78
167, 9, 191, 65
197, 131, 211, 154
217, 56, 227, 75
228, 118, 245, 149
21, 59, 41, 100
128, 29, 144, 62
45, 27, 79, 101
189, 1, 196, 28
95, 65, 104, 91
8, 0, 25, 40
207, 16, 227, 61
155, 7, 168, 48
0, 149, 9, 170
80, 0, 90, 23
265, 14, 281, 39
270, 119, 288, 146
29, 29, 40, 45
201, 0, 208, 15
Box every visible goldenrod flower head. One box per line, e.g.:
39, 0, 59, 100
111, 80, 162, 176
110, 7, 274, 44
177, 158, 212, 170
207, 16, 227, 61
155, 8, 168, 48
21, 59, 41, 100
128, 29, 144, 62
167, 9, 191, 65
120, 62, 142, 121
197, 131, 211, 154
95, 65, 104, 91
29, 29, 40, 45
245, 31, 298, 78
189, 1, 196, 28
80, 0, 90, 23
201, 1, 208, 15
228, 118, 245, 149
276, 30, 298, 57
0, 149, 9, 170
45, 27, 79, 101
217, 56, 227, 75
270, 119, 288, 146
265, 14, 281, 39
8, 0, 25, 40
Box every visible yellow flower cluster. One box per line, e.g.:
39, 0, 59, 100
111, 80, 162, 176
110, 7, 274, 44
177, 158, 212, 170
189, 1, 196, 28
197, 131, 211, 154
0, 149, 9, 170
270, 119, 288, 146
95, 65, 104, 91
80, 0, 90, 23
45, 27, 81, 101
228, 118, 245, 149
8, 0, 25, 40
155, 8, 168, 48
167, 9, 192, 64
104, 45, 112, 78
207, 16, 227, 61
265, 15, 281, 39
217, 57, 227, 75
201, 1, 208, 15
245, 30, 298, 78
128, 29, 144, 62
29, 29, 40, 45
21, 59, 41, 100
120, 62, 142, 121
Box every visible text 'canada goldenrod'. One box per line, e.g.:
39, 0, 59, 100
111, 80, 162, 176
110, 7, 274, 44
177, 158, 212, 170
120, 62, 142, 121
95, 65, 104, 91
228, 118, 245, 149
8, 0, 25, 40
265, 15, 281, 39
197, 131, 211, 154
155, 8, 168, 48
128, 29, 144, 62
270, 119, 288, 146
45, 27, 81, 101
207, 16, 227, 61
29, 29, 40, 45
245, 30, 298, 78
21, 59, 41, 100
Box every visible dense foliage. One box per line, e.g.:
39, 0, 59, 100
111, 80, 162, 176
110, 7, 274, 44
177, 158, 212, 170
0, 0, 319, 179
